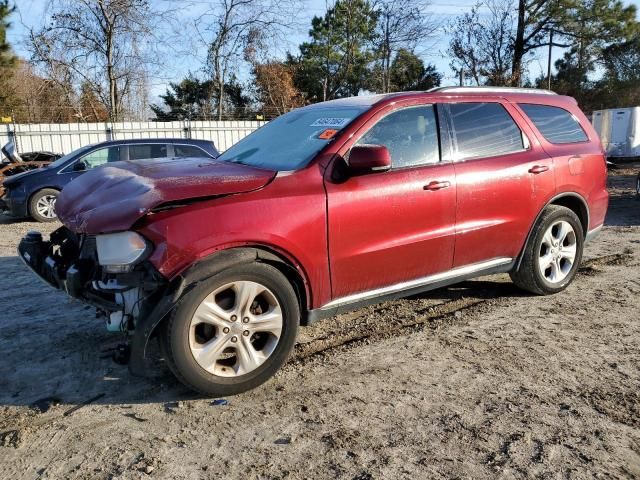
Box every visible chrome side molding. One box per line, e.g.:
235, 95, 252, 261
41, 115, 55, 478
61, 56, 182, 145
321, 257, 514, 311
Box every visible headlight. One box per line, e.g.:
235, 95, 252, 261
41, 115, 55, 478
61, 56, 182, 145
96, 231, 150, 273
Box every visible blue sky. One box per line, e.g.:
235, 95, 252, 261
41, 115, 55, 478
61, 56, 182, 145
8, 0, 640, 99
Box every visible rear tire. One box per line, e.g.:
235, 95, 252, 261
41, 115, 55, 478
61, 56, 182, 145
511, 205, 584, 295
29, 188, 59, 223
161, 263, 299, 396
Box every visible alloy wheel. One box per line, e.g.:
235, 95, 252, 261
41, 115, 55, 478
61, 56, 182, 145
35, 195, 57, 219
188, 280, 283, 377
538, 220, 577, 284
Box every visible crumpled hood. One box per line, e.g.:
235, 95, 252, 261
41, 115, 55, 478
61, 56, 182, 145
56, 157, 276, 233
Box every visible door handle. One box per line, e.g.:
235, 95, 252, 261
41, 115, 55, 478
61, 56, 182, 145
528, 165, 549, 174
423, 180, 451, 191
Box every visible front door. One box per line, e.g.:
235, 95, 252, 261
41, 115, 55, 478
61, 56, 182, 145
325, 104, 457, 300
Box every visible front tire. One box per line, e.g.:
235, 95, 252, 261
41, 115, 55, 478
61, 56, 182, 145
161, 263, 299, 396
511, 205, 584, 295
29, 188, 59, 222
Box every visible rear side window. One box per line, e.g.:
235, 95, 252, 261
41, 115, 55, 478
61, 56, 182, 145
174, 145, 207, 157
519, 104, 588, 144
129, 144, 169, 161
447, 103, 524, 160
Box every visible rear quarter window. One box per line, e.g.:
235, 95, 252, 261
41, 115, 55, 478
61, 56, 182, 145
519, 104, 588, 144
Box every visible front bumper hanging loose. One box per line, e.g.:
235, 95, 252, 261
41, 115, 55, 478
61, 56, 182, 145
17, 227, 175, 376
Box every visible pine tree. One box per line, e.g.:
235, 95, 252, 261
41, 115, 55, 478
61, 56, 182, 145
0, 0, 15, 69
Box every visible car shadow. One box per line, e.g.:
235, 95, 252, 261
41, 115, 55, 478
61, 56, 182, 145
0, 253, 525, 409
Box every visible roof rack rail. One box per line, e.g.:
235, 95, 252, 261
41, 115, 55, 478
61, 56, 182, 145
428, 86, 557, 95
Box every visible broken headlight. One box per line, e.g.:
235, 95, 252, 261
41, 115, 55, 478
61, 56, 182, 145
95, 231, 151, 273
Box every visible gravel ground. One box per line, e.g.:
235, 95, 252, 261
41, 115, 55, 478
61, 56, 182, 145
0, 165, 639, 479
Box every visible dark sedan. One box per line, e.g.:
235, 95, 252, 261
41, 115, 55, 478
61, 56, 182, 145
1, 138, 218, 222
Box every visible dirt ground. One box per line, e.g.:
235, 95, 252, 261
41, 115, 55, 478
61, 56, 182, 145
1, 165, 639, 480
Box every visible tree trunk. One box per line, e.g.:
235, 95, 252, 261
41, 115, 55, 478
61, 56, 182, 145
218, 76, 224, 121
511, 0, 526, 86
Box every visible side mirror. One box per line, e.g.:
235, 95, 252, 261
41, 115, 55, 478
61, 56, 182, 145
73, 161, 87, 172
348, 144, 391, 174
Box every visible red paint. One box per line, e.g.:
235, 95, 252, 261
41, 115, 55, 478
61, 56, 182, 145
56, 157, 275, 233
56, 90, 608, 310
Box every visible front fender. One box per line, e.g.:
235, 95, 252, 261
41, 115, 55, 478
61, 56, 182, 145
128, 247, 299, 376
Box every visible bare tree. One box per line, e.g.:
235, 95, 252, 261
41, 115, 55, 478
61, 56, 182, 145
372, 0, 438, 93
29, 0, 155, 121
187, 0, 300, 120
448, 0, 516, 86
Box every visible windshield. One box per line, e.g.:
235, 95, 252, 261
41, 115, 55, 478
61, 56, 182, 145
217, 106, 368, 170
48, 145, 94, 169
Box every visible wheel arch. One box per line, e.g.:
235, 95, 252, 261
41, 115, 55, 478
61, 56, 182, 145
515, 192, 589, 271
174, 245, 311, 323
130, 245, 313, 376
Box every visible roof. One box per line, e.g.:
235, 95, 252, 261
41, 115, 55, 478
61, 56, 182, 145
428, 86, 557, 96
301, 86, 573, 110
95, 138, 214, 147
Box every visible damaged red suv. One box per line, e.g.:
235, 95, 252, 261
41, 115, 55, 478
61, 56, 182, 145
19, 87, 608, 396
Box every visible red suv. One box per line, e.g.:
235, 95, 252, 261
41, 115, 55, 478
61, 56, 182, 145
19, 87, 608, 396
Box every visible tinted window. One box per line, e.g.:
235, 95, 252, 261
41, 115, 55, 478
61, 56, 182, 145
174, 145, 206, 157
129, 144, 168, 160
357, 105, 439, 168
519, 104, 588, 144
80, 146, 120, 169
448, 103, 524, 160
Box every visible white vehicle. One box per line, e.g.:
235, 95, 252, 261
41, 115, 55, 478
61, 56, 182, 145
591, 107, 640, 159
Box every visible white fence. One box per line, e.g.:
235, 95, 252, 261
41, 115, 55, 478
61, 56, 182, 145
2, 120, 266, 155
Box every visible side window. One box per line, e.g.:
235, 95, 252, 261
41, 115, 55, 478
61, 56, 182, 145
80, 146, 120, 169
174, 145, 206, 157
356, 105, 439, 168
129, 143, 169, 161
447, 102, 524, 160
519, 104, 588, 144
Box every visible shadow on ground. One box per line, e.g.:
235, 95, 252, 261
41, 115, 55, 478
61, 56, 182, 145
0, 252, 524, 409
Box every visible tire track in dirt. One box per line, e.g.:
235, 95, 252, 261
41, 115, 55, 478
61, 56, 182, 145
290, 253, 634, 364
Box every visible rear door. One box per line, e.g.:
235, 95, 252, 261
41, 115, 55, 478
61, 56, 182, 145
441, 100, 555, 267
517, 102, 607, 230
325, 102, 457, 299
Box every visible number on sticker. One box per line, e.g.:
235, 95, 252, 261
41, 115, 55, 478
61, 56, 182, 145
310, 118, 350, 128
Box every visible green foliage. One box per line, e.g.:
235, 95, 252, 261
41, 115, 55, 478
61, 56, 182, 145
388, 49, 441, 91
0, 0, 15, 69
151, 75, 249, 121
545, 0, 640, 109
294, 0, 378, 101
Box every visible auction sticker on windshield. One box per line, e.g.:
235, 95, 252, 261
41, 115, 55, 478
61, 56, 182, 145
310, 118, 351, 128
